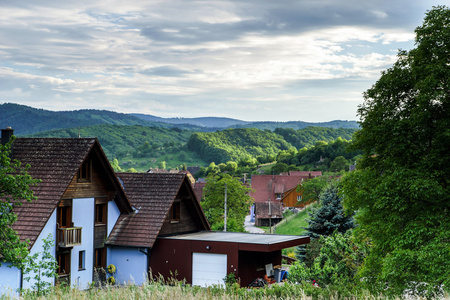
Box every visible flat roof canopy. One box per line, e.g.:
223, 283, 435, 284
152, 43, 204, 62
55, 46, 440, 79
160, 231, 310, 252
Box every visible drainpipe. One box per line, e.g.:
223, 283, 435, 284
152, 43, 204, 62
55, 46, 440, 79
139, 248, 151, 282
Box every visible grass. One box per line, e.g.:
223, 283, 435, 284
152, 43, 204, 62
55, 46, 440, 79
257, 203, 317, 236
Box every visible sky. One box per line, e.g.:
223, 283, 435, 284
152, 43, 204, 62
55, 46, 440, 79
0, 1, 447, 122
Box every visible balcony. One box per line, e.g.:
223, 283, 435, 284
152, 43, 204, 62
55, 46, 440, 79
57, 227, 82, 247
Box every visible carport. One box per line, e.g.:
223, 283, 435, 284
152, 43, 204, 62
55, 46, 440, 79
149, 231, 310, 287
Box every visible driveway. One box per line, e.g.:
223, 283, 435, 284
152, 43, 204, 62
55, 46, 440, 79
244, 215, 265, 234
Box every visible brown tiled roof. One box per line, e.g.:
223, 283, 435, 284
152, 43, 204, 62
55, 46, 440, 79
288, 171, 322, 177
254, 202, 283, 219
10, 138, 95, 247
107, 173, 209, 248
250, 175, 309, 203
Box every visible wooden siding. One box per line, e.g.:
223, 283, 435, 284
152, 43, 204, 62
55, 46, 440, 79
63, 158, 114, 200
94, 225, 107, 248
158, 198, 202, 236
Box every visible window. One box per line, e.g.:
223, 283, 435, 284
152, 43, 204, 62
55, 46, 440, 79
57, 200, 72, 228
94, 248, 106, 268
276, 193, 283, 199
78, 251, 85, 270
77, 159, 91, 182
170, 202, 180, 223
57, 252, 71, 275
95, 202, 107, 225
297, 195, 302, 202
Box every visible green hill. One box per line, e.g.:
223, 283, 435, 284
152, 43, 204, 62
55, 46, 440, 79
0, 103, 205, 135
28, 124, 207, 171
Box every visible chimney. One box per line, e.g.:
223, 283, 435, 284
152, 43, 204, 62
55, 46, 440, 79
1, 127, 14, 145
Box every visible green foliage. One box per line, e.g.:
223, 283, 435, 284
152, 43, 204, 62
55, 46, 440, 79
274, 127, 357, 150
329, 156, 349, 172
341, 6, 450, 297
187, 128, 291, 164
296, 176, 329, 203
0, 137, 40, 267
289, 231, 368, 289
201, 174, 253, 232
303, 183, 354, 239
22, 234, 58, 296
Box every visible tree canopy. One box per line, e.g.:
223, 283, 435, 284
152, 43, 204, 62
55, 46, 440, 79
201, 174, 253, 232
341, 6, 450, 297
0, 137, 40, 266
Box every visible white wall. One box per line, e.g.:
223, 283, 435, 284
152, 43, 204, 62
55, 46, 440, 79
71, 197, 95, 290
22, 209, 57, 291
0, 262, 21, 297
108, 200, 121, 236
107, 247, 147, 286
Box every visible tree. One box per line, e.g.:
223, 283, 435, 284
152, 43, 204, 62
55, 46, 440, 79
304, 184, 354, 239
329, 156, 348, 172
296, 176, 328, 203
22, 234, 58, 295
341, 6, 450, 297
0, 137, 40, 267
201, 174, 253, 232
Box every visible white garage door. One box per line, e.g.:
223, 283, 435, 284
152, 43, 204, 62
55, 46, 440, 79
192, 253, 227, 287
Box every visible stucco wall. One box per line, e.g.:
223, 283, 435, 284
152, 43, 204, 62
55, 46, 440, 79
107, 247, 147, 285
22, 209, 57, 291
71, 197, 95, 289
108, 200, 121, 236
0, 262, 21, 297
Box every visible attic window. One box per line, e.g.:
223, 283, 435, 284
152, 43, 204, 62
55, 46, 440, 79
78, 159, 91, 182
170, 202, 180, 223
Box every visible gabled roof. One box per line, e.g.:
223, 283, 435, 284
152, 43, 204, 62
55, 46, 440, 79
250, 175, 309, 203
10, 138, 132, 248
107, 173, 210, 248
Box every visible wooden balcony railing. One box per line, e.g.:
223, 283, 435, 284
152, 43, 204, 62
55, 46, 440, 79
58, 227, 82, 247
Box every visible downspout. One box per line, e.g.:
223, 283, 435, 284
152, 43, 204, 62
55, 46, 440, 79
139, 248, 151, 281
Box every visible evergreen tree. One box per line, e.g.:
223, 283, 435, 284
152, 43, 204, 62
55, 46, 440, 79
304, 183, 354, 238
296, 183, 354, 262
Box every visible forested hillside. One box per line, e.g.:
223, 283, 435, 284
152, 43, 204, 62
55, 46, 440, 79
28, 124, 207, 170
187, 127, 356, 164
232, 120, 359, 130
0, 103, 203, 135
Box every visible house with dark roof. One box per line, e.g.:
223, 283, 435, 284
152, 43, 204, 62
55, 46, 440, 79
0, 128, 133, 294
1, 128, 310, 293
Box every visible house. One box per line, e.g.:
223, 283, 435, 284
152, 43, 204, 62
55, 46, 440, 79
109, 172, 309, 287
105, 172, 210, 285
0, 129, 133, 295
250, 174, 318, 226
0, 128, 310, 293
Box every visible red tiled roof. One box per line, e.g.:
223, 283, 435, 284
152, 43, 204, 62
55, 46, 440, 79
193, 181, 206, 201
9, 138, 105, 248
107, 173, 209, 248
250, 175, 309, 203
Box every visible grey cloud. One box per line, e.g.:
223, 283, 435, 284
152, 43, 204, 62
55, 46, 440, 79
140, 66, 200, 77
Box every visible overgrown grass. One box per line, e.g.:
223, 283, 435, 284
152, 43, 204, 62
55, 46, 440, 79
12, 279, 402, 300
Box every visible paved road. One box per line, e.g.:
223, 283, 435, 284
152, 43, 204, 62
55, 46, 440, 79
244, 215, 265, 234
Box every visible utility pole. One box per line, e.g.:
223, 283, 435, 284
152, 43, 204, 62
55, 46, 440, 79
224, 182, 227, 232
268, 197, 272, 234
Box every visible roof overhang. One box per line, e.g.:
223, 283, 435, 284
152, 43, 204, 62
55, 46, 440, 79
159, 231, 310, 252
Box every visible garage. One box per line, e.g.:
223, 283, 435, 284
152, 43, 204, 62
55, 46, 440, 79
192, 253, 227, 287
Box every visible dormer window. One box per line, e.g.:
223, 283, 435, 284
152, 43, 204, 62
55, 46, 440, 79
78, 159, 91, 182
170, 202, 180, 223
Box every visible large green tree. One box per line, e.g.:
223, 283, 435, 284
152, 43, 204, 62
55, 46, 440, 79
0, 137, 40, 266
201, 174, 253, 232
341, 6, 450, 297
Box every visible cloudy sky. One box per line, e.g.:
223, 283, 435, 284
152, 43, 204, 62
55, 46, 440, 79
0, 1, 447, 122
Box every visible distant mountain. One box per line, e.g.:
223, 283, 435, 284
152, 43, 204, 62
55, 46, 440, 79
0, 102, 359, 136
132, 113, 359, 130
131, 113, 250, 128
0, 103, 204, 135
